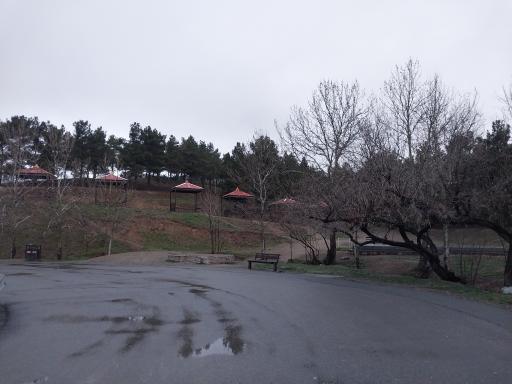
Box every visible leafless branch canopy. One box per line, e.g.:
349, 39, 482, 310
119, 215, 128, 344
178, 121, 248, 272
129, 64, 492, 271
281, 80, 368, 177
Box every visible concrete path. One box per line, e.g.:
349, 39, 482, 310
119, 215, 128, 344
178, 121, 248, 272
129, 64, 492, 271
0, 262, 511, 384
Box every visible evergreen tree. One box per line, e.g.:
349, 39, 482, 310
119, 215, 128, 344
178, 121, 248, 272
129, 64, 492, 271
87, 127, 107, 179
165, 135, 180, 177
140, 126, 166, 184
121, 122, 144, 180
178, 135, 200, 179
106, 135, 125, 172
71, 120, 92, 180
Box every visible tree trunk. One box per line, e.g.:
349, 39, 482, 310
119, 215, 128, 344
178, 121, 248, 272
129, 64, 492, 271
259, 205, 265, 252
504, 242, 512, 287
57, 231, 63, 260
443, 223, 449, 268
360, 226, 462, 283
414, 254, 432, 278
323, 229, 337, 265
10, 237, 16, 259
209, 217, 215, 254
415, 232, 434, 278
407, 133, 413, 160
354, 244, 360, 269
108, 238, 112, 257
416, 246, 462, 283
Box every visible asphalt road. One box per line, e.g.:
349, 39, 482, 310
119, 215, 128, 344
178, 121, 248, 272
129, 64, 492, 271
1, 262, 511, 384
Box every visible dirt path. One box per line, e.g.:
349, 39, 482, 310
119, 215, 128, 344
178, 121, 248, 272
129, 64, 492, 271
86, 251, 170, 265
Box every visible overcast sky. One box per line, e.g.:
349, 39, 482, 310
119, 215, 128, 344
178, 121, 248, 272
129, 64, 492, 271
1, 0, 511, 153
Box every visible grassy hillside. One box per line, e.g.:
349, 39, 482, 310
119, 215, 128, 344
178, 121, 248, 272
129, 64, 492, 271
0, 188, 286, 260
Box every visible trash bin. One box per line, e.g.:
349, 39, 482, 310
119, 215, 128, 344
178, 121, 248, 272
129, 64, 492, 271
25, 244, 42, 261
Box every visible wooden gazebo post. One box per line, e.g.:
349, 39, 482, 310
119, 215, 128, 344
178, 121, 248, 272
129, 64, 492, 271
222, 187, 254, 216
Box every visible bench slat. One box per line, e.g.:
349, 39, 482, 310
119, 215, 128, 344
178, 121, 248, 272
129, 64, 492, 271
248, 254, 280, 272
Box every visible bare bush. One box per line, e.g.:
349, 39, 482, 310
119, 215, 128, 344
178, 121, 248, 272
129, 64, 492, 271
200, 191, 223, 254
95, 178, 129, 256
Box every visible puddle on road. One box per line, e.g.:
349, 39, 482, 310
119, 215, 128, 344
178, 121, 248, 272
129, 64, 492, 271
192, 336, 244, 357
178, 321, 245, 358
176, 289, 246, 359
223, 324, 244, 354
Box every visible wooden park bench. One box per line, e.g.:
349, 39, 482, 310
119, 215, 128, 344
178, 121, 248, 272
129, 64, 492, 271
248, 252, 280, 272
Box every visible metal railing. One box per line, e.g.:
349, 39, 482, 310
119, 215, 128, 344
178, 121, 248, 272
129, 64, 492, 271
353, 244, 506, 257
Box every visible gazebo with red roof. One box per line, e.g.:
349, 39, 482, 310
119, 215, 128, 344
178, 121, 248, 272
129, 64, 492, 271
96, 173, 127, 184
221, 186, 254, 217
170, 180, 204, 212
18, 165, 55, 181
94, 173, 128, 204
269, 197, 297, 220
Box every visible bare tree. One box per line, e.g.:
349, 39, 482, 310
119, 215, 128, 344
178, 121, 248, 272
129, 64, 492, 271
502, 82, 512, 120
43, 123, 74, 260
336, 151, 465, 282
286, 225, 321, 265
231, 134, 279, 251
280, 80, 368, 264
331, 79, 480, 282
200, 190, 223, 254
276, 200, 322, 264
281, 80, 367, 177
383, 59, 425, 160
0, 117, 38, 258
381, 65, 479, 276
451, 119, 512, 287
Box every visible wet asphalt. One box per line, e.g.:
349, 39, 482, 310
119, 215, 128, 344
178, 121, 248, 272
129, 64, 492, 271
0, 262, 511, 384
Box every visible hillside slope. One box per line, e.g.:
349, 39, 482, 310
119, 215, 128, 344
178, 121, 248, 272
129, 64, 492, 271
0, 189, 287, 260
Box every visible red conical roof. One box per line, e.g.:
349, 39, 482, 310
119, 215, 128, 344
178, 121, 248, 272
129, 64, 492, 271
223, 187, 254, 199
96, 173, 127, 182
172, 181, 204, 192
18, 165, 55, 177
